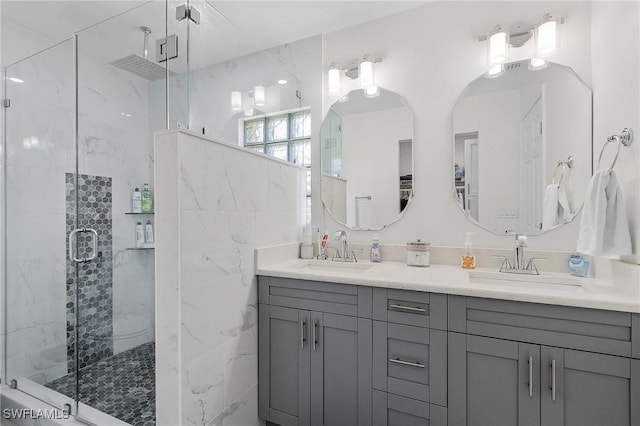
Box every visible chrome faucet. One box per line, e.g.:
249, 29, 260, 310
333, 230, 357, 262
494, 234, 544, 275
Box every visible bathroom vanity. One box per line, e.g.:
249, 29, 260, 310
257, 258, 640, 426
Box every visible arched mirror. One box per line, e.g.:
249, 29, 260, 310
452, 60, 592, 235
321, 88, 414, 230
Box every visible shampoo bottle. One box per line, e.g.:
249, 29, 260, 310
145, 220, 154, 245
461, 232, 476, 269
135, 222, 145, 248
142, 183, 153, 213
370, 234, 382, 263
132, 188, 142, 213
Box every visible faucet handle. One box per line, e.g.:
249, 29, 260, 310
515, 234, 528, 246
491, 255, 512, 272
525, 257, 547, 275
350, 248, 364, 263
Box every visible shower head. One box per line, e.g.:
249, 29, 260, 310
109, 26, 176, 81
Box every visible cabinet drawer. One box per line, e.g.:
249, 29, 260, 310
449, 296, 633, 357
373, 321, 447, 405
373, 288, 447, 329
259, 276, 372, 317
372, 390, 447, 426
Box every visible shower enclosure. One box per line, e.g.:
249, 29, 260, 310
2, 1, 179, 424
3, 0, 315, 424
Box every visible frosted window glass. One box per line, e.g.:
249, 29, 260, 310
266, 115, 288, 141
266, 142, 288, 161
245, 120, 264, 144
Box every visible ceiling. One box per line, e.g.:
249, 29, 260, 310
2, 0, 427, 71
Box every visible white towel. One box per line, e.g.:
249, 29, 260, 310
542, 184, 572, 231
577, 169, 632, 256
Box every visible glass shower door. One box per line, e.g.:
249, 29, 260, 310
4, 38, 78, 414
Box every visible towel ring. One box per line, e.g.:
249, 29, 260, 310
552, 156, 573, 185
597, 128, 633, 170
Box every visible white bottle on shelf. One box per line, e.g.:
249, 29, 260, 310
135, 222, 145, 248
145, 220, 154, 245
132, 188, 142, 213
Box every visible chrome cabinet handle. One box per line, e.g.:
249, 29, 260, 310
389, 304, 426, 313
389, 358, 425, 369
299, 318, 306, 349
551, 359, 556, 401
68, 227, 99, 263
528, 356, 534, 398
312, 320, 318, 351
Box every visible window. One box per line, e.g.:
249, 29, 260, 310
242, 109, 312, 223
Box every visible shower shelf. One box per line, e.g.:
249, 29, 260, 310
125, 212, 154, 215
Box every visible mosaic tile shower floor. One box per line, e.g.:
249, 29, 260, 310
45, 342, 155, 426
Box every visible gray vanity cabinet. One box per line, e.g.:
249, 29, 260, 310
258, 277, 373, 426
448, 333, 540, 426
448, 296, 640, 426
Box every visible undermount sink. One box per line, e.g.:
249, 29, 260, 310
468, 270, 586, 293
295, 259, 374, 273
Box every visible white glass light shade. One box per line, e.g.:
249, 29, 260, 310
535, 15, 558, 57
488, 25, 509, 65
328, 63, 341, 93
487, 25, 509, 65
254, 85, 266, 107
231, 91, 242, 111
359, 55, 375, 88
364, 86, 380, 98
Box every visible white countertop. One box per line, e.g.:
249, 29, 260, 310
257, 257, 640, 313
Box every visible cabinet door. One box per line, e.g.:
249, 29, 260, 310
541, 347, 640, 426
259, 305, 311, 426
448, 333, 540, 426
310, 312, 372, 426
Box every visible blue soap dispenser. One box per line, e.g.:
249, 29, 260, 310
568, 252, 590, 277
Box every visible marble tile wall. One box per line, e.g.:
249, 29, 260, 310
155, 130, 305, 426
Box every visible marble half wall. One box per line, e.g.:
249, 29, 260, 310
155, 130, 306, 426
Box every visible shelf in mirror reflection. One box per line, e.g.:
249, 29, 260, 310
452, 60, 592, 235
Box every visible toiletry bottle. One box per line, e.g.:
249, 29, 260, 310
132, 188, 142, 213
145, 220, 154, 245
141, 183, 153, 213
135, 222, 145, 248
461, 232, 476, 269
370, 234, 382, 263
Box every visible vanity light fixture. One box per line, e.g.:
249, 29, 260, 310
534, 13, 559, 58
328, 63, 341, 93
487, 25, 509, 66
254, 85, 266, 107
480, 13, 563, 77
231, 91, 242, 111
359, 54, 375, 88
326, 55, 382, 93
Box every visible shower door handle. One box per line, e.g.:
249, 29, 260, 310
68, 227, 99, 263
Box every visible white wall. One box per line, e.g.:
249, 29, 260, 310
591, 1, 640, 259
155, 130, 305, 426
322, 1, 639, 258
